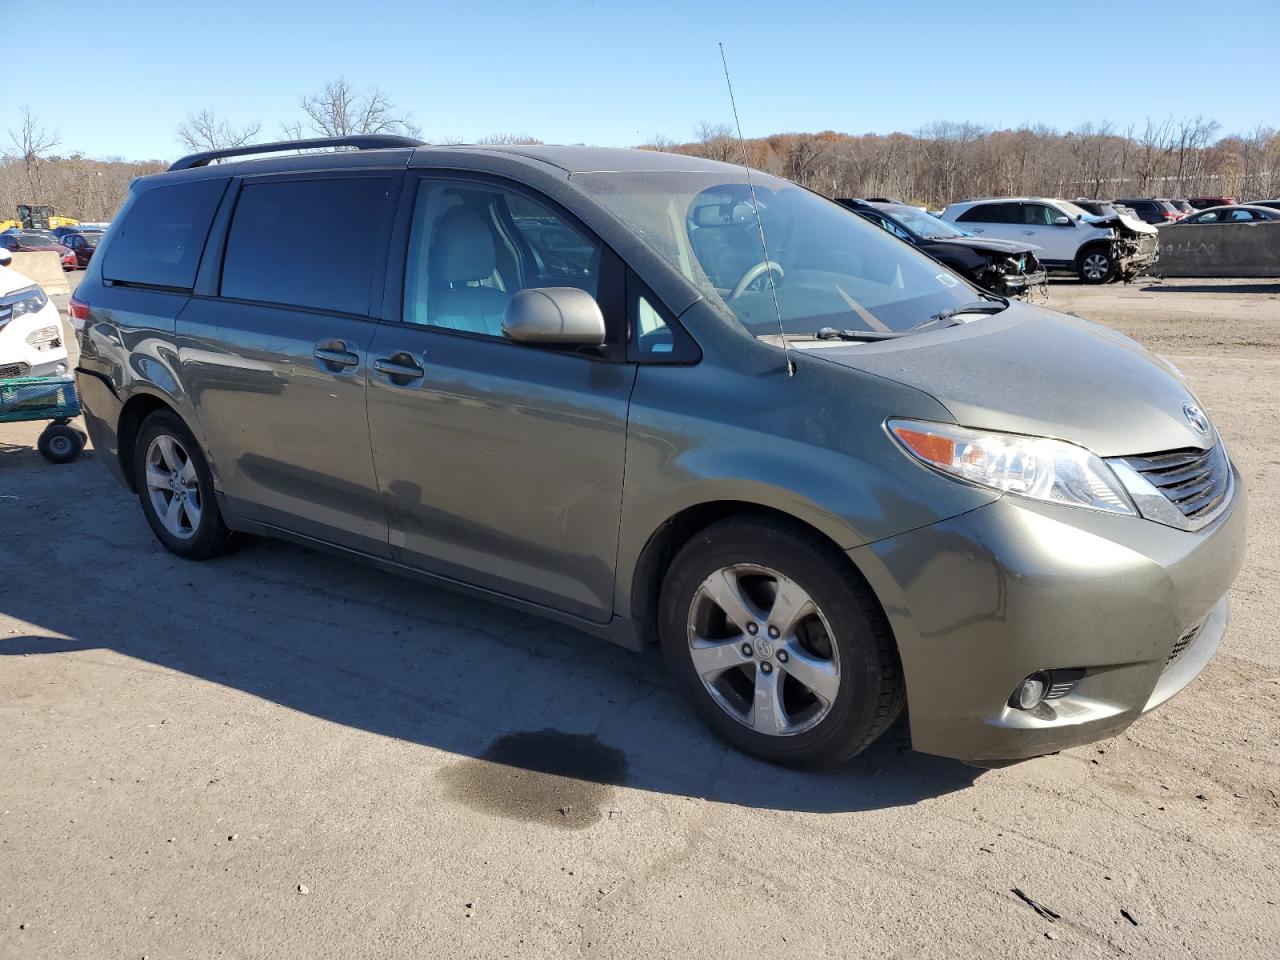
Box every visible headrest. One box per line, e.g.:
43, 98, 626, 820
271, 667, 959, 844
431, 207, 496, 284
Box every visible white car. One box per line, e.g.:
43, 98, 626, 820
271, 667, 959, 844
939, 197, 1159, 283
0, 247, 69, 379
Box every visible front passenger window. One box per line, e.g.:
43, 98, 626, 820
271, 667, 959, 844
403, 180, 601, 336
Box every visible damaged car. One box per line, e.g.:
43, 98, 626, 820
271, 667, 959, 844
837, 198, 1047, 297
940, 198, 1159, 284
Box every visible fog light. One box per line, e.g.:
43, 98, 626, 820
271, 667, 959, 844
1013, 673, 1050, 710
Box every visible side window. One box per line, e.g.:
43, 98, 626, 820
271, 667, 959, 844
1194, 211, 1221, 223
956, 204, 997, 224
880, 217, 913, 241
1228, 208, 1254, 221
627, 275, 699, 363
102, 178, 226, 289
1022, 204, 1059, 226
220, 176, 395, 315
403, 180, 601, 336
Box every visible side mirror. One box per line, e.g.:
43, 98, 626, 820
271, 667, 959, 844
1054, 216, 1072, 226
503, 287, 606, 346
0, 248, 11, 267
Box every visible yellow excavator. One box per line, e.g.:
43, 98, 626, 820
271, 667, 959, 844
2, 205, 78, 232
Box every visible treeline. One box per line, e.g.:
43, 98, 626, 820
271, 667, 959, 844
645, 119, 1280, 206
6, 101, 1280, 224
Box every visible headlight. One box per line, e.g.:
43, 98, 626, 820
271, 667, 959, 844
8, 286, 49, 319
888, 419, 1136, 516
26, 325, 62, 351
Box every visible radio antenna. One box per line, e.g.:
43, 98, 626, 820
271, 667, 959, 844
719, 41, 793, 377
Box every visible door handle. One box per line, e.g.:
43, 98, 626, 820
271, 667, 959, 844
314, 340, 360, 370
1022, 230, 1036, 236
373, 352, 426, 383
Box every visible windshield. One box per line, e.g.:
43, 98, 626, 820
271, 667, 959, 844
21, 235, 57, 248
574, 169, 975, 336
880, 205, 968, 240
1056, 201, 1090, 219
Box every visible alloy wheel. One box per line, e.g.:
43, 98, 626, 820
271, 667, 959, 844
144, 434, 202, 540
1082, 252, 1110, 280
686, 563, 841, 736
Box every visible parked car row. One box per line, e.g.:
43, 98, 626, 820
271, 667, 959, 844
0, 225, 105, 271
835, 199, 1047, 297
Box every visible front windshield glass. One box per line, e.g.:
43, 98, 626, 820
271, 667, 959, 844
574, 169, 975, 336
882, 206, 968, 240
1057, 201, 1089, 219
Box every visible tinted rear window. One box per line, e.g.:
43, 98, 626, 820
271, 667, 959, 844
102, 178, 226, 288
220, 177, 395, 315
956, 202, 1018, 224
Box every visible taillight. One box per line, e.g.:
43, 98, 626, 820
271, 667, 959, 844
69, 296, 90, 331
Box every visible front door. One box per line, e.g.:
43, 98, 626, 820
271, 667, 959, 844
366, 176, 635, 621
179, 172, 400, 555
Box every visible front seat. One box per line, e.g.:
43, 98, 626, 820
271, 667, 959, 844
428, 207, 511, 337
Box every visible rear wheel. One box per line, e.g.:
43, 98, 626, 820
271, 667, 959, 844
1078, 246, 1116, 284
132, 411, 234, 560
659, 517, 904, 768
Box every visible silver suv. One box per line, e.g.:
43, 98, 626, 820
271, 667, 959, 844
74, 137, 1245, 767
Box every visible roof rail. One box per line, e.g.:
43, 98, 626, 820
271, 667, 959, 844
168, 135, 427, 171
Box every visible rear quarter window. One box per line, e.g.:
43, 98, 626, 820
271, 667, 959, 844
219, 176, 395, 316
102, 178, 226, 289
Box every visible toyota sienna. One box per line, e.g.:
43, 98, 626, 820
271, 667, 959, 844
73, 136, 1246, 767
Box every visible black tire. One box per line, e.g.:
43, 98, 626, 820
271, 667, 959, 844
659, 516, 904, 768
132, 410, 235, 560
37, 423, 84, 464
1077, 245, 1116, 284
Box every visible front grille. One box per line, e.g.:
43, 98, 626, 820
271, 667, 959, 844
1120, 445, 1230, 521
1166, 620, 1202, 669
0, 361, 30, 379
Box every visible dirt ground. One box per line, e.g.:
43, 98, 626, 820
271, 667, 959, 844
1, 278, 1277, 959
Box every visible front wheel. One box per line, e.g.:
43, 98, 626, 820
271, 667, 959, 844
1078, 247, 1116, 284
659, 517, 904, 768
132, 411, 235, 560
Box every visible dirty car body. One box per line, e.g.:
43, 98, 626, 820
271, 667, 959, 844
73, 140, 1245, 767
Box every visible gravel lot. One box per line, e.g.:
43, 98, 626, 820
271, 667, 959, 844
1, 278, 1277, 959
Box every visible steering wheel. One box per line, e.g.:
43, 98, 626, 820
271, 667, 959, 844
729, 260, 784, 300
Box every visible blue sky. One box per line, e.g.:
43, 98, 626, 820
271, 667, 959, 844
6, 0, 1278, 161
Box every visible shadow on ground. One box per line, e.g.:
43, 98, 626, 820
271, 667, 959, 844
1, 465, 981, 816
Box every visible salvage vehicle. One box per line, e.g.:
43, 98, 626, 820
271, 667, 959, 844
74, 137, 1245, 768
1113, 198, 1184, 224
0, 247, 70, 380
837, 198, 1046, 297
940, 198, 1159, 283
1173, 204, 1280, 225
1188, 196, 1236, 209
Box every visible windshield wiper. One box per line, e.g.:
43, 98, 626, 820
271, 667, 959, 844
812, 327, 905, 342
912, 298, 1009, 331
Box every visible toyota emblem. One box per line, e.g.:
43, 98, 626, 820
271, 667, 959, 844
1183, 402, 1211, 436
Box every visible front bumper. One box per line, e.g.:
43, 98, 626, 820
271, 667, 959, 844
850, 468, 1247, 763
1001, 268, 1048, 293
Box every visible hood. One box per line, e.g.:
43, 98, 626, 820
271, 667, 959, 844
0, 265, 37, 298
1082, 212, 1158, 235
924, 236, 1042, 256
801, 302, 1209, 457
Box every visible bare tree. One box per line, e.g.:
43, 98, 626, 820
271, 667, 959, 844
5, 107, 60, 203
693, 121, 737, 163
176, 109, 263, 152
296, 78, 420, 139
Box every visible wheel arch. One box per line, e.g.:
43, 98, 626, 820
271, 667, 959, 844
116, 392, 185, 492
626, 499, 892, 649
